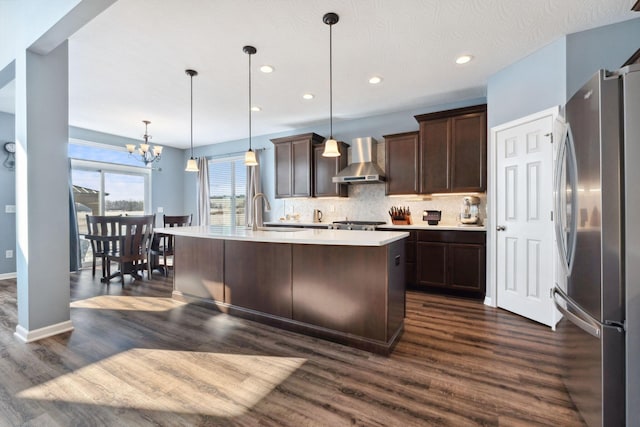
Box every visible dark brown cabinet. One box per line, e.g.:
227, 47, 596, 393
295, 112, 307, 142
384, 131, 419, 195
271, 132, 325, 198
314, 142, 348, 197
416, 230, 486, 298
272, 132, 347, 198
404, 230, 417, 287
415, 104, 487, 193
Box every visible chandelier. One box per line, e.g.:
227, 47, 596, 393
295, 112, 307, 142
126, 120, 162, 166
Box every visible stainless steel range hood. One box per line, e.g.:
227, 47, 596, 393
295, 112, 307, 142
332, 137, 385, 183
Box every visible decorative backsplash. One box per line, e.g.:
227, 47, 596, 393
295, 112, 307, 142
271, 185, 486, 226
268, 139, 486, 226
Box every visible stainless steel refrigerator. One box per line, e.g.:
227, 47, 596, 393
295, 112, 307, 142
553, 64, 639, 427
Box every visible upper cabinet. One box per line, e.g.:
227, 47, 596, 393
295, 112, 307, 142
272, 132, 347, 198
314, 142, 348, 198
384, 131, 420, 195
415, 104, 487, 194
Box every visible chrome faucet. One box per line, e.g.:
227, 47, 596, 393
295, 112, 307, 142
252, 193, 271, 231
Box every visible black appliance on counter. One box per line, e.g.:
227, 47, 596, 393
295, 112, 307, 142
327, 220, 386, 231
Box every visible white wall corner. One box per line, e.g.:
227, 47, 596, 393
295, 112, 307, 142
14, 320, 74, 343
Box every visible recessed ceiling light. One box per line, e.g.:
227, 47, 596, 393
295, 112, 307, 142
251, 106, 261, 112
368, 76, 383, 84
455, 54, 473, 65
260, 65, 274, 73
302, 93, 314, 100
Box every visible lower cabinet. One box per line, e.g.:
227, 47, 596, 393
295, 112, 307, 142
224, 240, 293, 319
416, 230, 486, 298
405, 231, 417, 287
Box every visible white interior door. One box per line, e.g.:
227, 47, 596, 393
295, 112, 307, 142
494, 111, 556, 327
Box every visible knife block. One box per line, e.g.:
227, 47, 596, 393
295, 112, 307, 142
391, 214, 412, 225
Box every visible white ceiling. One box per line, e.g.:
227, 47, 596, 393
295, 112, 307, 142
0, 0, 637, 148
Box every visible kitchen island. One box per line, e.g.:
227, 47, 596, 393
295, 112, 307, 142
158, 226, 409, 354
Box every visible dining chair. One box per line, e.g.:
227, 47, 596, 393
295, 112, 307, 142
150, 214, 192, 277
85, 214, 121, 279
104, 214, 155, 284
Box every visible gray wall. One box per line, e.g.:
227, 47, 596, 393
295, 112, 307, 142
487, 17, 640, 129
184, 97, 487, 220
487, 37, 567, 129
566, 18, 640, 99
0, 112, 16, 275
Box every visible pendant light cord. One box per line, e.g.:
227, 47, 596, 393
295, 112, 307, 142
190, 73, 194, 158
329, 22, 333, 139
249, 50, 252, 151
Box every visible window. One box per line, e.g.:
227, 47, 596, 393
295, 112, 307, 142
69, 139, 151, 267
209, 157, 247, 227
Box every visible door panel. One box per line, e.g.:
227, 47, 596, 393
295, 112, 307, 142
420, 118, 449, 193
292, 139, 311, 196
451, 112, 486, 190
416, 242, 447, 288
496, 113, 555, 327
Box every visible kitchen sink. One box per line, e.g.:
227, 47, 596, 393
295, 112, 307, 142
256, 226, 306, 232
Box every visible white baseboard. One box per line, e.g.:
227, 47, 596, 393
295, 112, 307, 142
0, 272, 17, 280
483, 296, 494, 307
14, 320, 74, 343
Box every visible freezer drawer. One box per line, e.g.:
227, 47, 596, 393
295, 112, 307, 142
554, 287, 625, 427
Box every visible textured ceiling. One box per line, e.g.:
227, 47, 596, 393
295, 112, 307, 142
0, 0, 637, 148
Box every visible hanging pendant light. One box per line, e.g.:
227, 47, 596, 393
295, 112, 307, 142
185, 69, 199, 172
322, 12, 341, 157
243, 45, 258, 166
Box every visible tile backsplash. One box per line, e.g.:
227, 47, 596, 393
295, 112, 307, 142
272, 185, 486, 227
269, 140, 486, 226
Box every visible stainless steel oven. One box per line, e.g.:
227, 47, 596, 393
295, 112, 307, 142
327, 220, 386, 231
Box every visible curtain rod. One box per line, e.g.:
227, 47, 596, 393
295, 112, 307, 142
205, 147, 265, 160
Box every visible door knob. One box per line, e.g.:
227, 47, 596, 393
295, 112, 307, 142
496, 225, 506, 231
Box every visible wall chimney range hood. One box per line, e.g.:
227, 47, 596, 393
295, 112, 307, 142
332, 137, 385, 184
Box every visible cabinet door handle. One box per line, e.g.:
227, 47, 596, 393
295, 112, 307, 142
496, 225, 506, 231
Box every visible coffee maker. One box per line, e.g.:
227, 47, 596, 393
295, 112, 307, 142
460, 196, 481, 225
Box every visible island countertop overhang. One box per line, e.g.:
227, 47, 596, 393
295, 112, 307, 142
156, 225, 409, 246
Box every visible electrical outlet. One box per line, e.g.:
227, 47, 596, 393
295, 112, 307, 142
330, 205, 335, 213
157, 207, 164, 213
5, 250, 13, 259
5, 205, 15, 213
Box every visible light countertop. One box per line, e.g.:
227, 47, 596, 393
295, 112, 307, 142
377, 223, 487, 231
264, 221, 486, 232
156, 226, 409, 247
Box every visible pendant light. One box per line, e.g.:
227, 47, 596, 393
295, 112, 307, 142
185, 69, 199, 172
243, 45, 258, 166
322, 12, 341, 157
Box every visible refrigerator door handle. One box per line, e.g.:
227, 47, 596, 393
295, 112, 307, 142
553, 286, 601, 339
553, 122, 579, 276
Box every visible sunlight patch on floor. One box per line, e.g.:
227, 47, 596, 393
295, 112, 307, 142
16, 349, 307, 417
70, 295, 187, 312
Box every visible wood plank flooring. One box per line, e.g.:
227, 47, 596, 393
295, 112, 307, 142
0, 271, 584, 426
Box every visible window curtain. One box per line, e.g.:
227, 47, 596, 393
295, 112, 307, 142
196, 157, 210, 226
246, 158, 262, 228
68, 159, 81, 272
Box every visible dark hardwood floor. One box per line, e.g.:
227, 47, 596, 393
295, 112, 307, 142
0, 270, 584, 426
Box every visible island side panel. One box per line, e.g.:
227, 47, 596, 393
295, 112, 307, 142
174, 235, 224, 302
386, 239, 406, 341
292, 244, 388, 342
224, 241, 293, 319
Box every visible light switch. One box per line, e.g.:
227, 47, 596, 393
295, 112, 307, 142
5, 205, 15, 213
